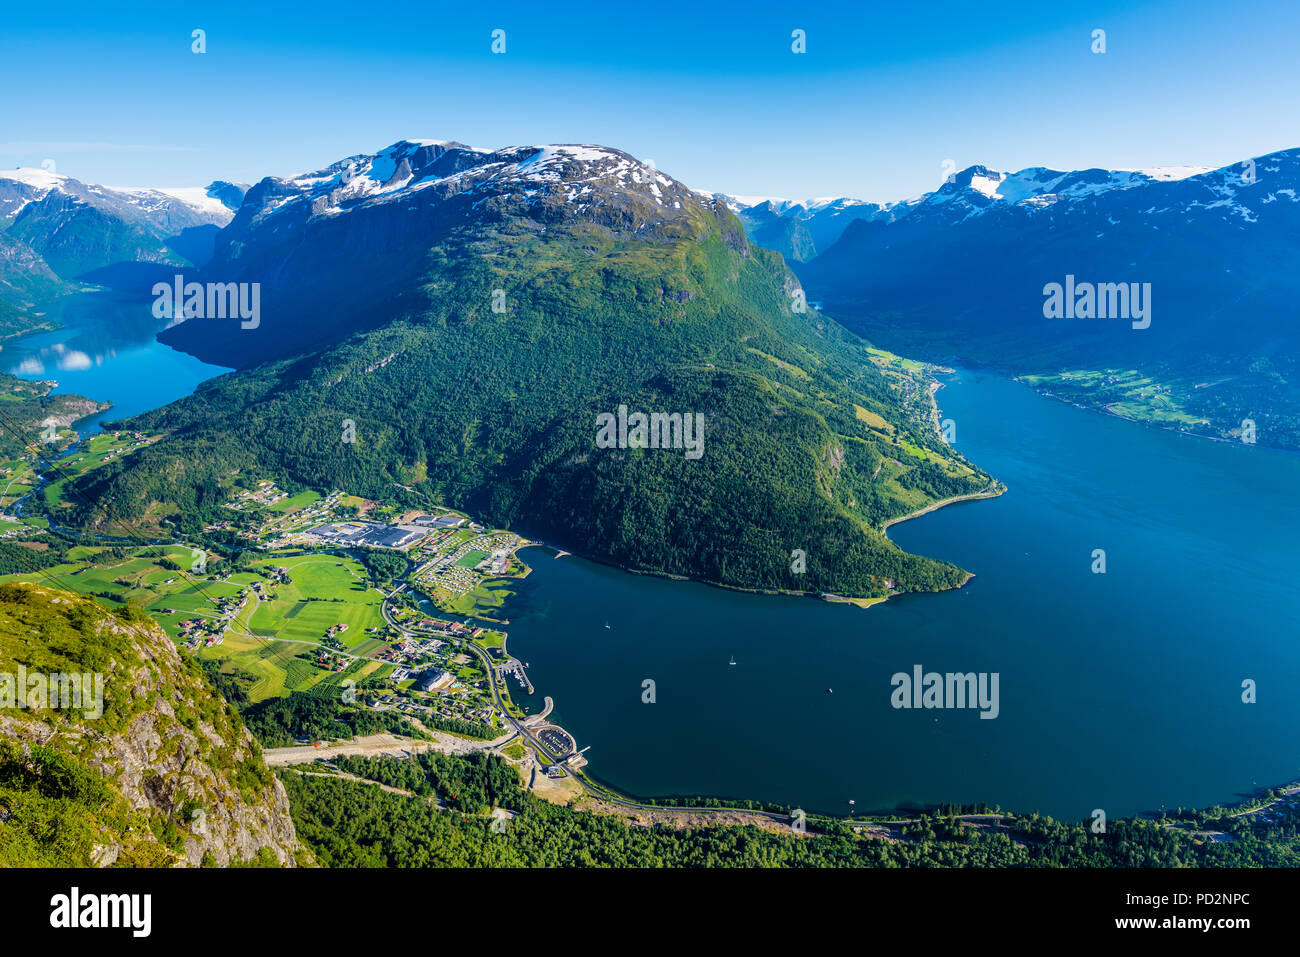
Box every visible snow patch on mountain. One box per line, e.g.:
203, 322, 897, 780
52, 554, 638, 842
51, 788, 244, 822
0, 166, 235, 226
109, 186, 234, 220
253, 140, 695, 223
967, 172, 1005, 198
1131, 165, 1213, 181
2, 167, 63, 191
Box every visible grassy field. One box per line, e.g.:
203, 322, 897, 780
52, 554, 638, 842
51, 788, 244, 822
0, 462, 38, 510
895, 438, 975, 477
269, 489, 320, 513
471, 628, 507, 650
163, 552, 391, 703
203, 554, 396, 705
866, 345, 927, 374
0, 544, 250, 637
853, 404, 894, 433
438, 528, 480, 550
0, 423, 407, 710
1021, 369, 1210, 428
746, 347, 812, 381
438, 578, 517, 620
454, 550, 489, 569
196, 632, 392, 703
243, 555, 386, 650
0, 543, 396, 701
39, 433, 156, 514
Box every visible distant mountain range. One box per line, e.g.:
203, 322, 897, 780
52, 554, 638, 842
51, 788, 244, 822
712, 163, 1226, 261
0, 167, 244, 334
697, 193, 906, 264
782, 151, 1300, 448
8, 137, 1296, 605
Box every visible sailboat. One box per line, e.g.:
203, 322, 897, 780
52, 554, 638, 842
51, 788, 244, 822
604, 621, 611, 630
729, 655, 736, 666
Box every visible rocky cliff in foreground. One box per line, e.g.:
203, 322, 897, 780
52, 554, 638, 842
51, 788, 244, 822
0, 583, 301, 867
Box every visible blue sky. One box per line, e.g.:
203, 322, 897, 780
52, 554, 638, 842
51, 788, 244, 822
2, 0, 1296, 202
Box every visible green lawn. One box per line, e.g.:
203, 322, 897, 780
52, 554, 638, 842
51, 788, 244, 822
269, 489, 321, 513
245, 555, 385, 645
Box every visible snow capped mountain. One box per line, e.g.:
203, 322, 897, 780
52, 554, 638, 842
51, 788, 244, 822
165, 138, 737, 367
724, 158, 1276, 261
911, 162, 1236, 223
0, 166, 241, 299
700, 191, 878, 216
205, 181, 250, 211
908, 153, 1300, 230
0, 167, 235, 230
1127, 165, 1214, 181
795, 146, 1300, 447
234, 139, 703, 230
0, 167, 64, 215
705, 192, 902, 262
109, 185, 235, 220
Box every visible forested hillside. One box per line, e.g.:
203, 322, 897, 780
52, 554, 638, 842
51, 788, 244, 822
284, 752, 1300, 868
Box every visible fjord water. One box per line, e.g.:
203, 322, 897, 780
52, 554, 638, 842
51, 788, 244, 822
4, 292, 229, 435
507, 370, 1300, 818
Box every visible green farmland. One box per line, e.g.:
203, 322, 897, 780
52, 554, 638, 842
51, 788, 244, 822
240, 555, 387, 654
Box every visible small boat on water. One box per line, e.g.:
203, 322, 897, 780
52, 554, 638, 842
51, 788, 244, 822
604, 621, 611, 629
729, 655, 736, 666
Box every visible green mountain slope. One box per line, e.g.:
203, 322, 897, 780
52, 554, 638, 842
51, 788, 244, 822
67, 142, 996, 600
0, 232, 64, 339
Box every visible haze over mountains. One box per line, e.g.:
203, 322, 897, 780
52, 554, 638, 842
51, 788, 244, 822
0, 166, 244, 332
704, 194, 904, 265
713, 161, 1231, 262
785, 150, 1300, 448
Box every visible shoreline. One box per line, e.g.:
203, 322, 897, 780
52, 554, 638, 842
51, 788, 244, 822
564, 759, 1300, 827
880, 366, 1007, 536
848, 318, 1295, 454
1018, 378, 1300, 455
520, 370, 1004, 610
879, 484, 1006, 538
877, 367, 1006, 538
524, 542, 927, 610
